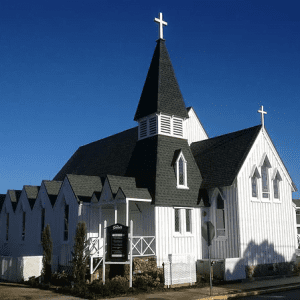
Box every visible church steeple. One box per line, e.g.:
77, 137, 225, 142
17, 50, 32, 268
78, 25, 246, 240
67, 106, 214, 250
134, 13, 188, 140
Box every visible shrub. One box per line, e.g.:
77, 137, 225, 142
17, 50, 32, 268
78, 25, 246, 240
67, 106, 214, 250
109, 275, 129, 295
41, 224, 53, 283
51, 271, 73, 287
72, 221, 89, 285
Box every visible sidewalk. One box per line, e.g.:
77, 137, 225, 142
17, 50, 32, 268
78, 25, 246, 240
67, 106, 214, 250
107, 275, 300, 300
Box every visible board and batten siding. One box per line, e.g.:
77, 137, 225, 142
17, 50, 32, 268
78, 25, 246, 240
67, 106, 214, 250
184, 108, 208, 145
155, 206, 202, 267
206, 186, 240, 260
237, 129, 297, 266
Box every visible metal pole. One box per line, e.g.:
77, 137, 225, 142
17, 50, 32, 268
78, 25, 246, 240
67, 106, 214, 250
103, 220, 106, 285
208, 245, 212, 296
130, 220, 133, 288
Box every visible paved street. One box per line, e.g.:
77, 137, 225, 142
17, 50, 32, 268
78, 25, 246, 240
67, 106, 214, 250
234, 288, 300, 299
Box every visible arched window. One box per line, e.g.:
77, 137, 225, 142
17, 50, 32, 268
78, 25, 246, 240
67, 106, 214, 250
261, 155, 271, 199
216, 194, 225, 237
250, 165, 261, 199
272, 170, 282, 200
63, 202, 69, 241
174, 151, 188, 189
22, 211, 26, 241
41, 207, 45, 241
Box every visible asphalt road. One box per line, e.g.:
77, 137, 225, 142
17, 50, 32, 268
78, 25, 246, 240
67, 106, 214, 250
234, 287, 300, 299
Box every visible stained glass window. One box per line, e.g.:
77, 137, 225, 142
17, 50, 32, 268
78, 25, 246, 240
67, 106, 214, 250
252, 176, 257, 197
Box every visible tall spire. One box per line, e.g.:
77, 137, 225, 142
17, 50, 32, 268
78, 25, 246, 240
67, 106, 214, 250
134, 25, 188, 121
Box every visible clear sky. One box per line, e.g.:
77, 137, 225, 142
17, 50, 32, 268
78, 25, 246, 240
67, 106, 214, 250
0, 0, 299, 198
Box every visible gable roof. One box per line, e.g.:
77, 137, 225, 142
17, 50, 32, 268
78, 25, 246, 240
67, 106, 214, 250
106, 175, 136, 196
54, 127, 138, 181
24, 186, 40, 210
43, 180, 62, 206
190, 125, 262, 189
8, 190, 22, 211
134, 39, 188, 121
66, 174, 102, 202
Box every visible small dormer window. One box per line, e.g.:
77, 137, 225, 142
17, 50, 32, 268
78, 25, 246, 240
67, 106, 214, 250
175, 152, 188, 189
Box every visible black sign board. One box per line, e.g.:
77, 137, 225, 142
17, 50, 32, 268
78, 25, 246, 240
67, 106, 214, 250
106, 223, 129, 262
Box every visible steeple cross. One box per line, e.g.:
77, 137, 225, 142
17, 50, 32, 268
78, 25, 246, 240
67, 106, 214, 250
154, 12, 168, 40
258, 105, 267, 128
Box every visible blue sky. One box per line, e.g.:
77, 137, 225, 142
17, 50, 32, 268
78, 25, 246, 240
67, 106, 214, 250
0, 0, 299, 197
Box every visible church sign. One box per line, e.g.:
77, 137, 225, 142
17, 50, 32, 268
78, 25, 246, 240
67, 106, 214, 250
106, 223, 129, 262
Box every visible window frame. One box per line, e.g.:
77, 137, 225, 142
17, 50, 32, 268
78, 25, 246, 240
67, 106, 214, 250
250, 165, 261, 202
6, 212, 9, 242
210, 189, 227, 240
41, 207, 45, 241
63, 202, 69, 242
21, 211, 26, 242
260, 155, 272, 202
174, 207, 193, 236
175, 152, 189, 189
272, 169, 282, 203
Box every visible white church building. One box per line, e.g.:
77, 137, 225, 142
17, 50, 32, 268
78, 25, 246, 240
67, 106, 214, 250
0, 13, 298, 282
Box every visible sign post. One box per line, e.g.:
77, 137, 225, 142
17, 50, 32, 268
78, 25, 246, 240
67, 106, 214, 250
201, 221, 215, 296
102, 221, 133, 287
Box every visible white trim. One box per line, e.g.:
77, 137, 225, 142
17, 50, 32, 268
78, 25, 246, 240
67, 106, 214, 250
175, 151, 188, 189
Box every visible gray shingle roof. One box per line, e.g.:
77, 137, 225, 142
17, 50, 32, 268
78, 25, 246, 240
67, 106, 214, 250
293, 199, 300, 208
134, 39, 188, 121
126, 135, 203, 206
190, 125, 262, 189
119, 187, 151, 200
43, 180, 62, 195
54, 127, 138, 181
67, 174, 102, 201
106, 175, 136, 195
43, 180, 63, 206
8, 190, 22, 211
24, 186, 40, 210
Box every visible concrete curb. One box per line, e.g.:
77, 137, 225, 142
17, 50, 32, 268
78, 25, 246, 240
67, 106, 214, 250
198, 283, 300, 300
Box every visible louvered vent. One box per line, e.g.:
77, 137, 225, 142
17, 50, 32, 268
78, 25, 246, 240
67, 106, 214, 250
160, 115, 171, 134
173, 117, 183, 137
149, 116, 157, 136
139, 120, 147, 139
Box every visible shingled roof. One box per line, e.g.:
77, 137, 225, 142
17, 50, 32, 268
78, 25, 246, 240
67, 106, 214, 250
66, 174, 102, 203
54, 127, 138, 181
24, 186, 40, 210
134, 39, 188, 121
43, 180, 62, 206
8, 190, 22, 211
190, 125, 262, 189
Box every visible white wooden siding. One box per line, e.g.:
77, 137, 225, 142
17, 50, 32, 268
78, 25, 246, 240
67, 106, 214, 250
237, 129, 297, 265
208, 186, 240, 260
184, 107, 208, 145
155, 206, 202, 267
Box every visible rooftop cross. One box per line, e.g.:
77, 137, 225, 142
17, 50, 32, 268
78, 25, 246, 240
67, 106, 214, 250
258, 105, 267, 128
154, 12, 168, 40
